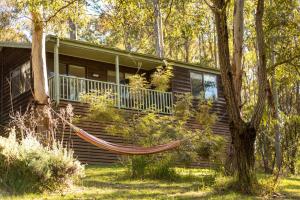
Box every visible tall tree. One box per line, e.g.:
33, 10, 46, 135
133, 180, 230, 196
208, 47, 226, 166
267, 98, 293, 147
10, 0, 86, 104
232, 0, 244, 108
152, 0, 164, 58
208, 0, 267, 192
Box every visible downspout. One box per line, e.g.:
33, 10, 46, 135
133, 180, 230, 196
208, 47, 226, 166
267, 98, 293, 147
54, 38, 60, 105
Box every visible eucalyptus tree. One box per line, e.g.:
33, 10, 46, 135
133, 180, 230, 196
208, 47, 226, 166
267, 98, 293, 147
3, 0, 87, 105
206, 0, 267, 192
256, 0, 300, 173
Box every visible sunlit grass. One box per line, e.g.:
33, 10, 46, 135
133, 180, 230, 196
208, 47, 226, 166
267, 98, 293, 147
1, 166, 299, 200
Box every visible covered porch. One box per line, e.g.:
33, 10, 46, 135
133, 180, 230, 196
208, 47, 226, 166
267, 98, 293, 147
47, 37, 174, 114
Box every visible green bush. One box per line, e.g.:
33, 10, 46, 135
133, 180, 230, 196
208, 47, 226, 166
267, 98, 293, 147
128, 155, 148, 178
0, 129, 84, 194
147, 155, 177, 180
126, 154, 177, 180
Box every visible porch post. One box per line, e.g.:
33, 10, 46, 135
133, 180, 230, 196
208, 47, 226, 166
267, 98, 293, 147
115, 55, 120, 108
54, 38, 60, 104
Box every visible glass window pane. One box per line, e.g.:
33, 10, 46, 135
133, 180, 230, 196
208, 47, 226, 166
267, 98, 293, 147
59, 63, 67, 75
204, 74, 218, 100
68, 65, 85, 78
107, 70, 125, 83
11, 61, 32, 98
107, 70, 116, 82
190, 72, 203, 98
11, 68, 21, 98
20, 61, 31, 92
48, 63, 67, 77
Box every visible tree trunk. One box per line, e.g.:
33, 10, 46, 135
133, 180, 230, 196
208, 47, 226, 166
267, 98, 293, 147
184, 37, 190, 63
31, 11, 49, 105
69, 18, 77, 40
213, 18, 218, 68
231, 123, 257, 191
270, 50, 282, 171
212, 0, 267, 193
232, 0, 244, 108
201, 34, 207, 58
153, 0, 164, 58
31, 9, 52, 138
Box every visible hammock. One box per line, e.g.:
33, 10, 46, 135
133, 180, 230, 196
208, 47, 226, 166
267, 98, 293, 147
52, 110, 182, 155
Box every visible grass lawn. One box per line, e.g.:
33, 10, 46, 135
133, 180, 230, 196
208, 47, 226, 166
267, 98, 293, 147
1, 166, 299, 200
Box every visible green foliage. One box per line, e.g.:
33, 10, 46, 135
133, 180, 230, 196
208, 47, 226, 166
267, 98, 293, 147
82, 88, 225, 179
80, 91, 125, 123
126, 154, 176, 180
0, 129, 84, 194
196, 133, 225, 162
128, 73, 149, 92
150, 63, 173, 92
282, 114, 300, 174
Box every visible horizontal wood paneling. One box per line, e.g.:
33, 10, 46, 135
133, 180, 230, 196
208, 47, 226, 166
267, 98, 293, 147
46, 53, 148, 82
1, 48, 230, 168
0, 48, 33, 128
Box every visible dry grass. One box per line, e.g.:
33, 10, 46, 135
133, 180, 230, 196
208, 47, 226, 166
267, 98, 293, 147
1, 166, 299, 200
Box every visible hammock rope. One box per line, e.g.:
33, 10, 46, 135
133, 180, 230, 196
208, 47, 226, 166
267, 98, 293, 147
51, 109, 183, 155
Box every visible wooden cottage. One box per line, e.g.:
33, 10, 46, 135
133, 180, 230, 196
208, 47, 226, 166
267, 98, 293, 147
0, 36, 230, 166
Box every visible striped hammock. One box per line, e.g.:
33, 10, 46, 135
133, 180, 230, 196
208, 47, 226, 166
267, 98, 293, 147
54, 111, 182, 155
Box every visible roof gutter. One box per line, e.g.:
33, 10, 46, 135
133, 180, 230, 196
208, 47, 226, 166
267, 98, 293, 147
0, 42, 31, 49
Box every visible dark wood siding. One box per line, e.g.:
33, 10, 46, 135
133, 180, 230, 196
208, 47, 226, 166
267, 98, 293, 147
0, 48, 33, 128
54, 66, 230, 166
171, 66, 231, 165
0, 48, 230, 167
46, 53, 148, 82
56, 100, 127, 164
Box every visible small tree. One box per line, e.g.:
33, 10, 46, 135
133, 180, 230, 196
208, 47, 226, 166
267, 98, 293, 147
80, 66, 225, 179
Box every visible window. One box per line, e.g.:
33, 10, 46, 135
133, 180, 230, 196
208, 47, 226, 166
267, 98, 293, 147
10, 61, 31, 98
190, 72, 218, 100
190, 72, 203, 98
204, 74, 218, 99
107, 70, 133, 84
68, 65, 86, 78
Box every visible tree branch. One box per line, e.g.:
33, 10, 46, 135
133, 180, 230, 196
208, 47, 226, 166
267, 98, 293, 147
45, 0, 79, 23
164, 0, 173, 24
204, 0, 230, 13
268, 54, 300, 72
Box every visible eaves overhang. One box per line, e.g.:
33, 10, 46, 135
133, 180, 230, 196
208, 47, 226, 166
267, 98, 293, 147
0, 36, 220, 74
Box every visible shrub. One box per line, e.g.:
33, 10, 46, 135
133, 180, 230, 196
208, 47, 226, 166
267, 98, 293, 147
151, 63, 173, 92
0, 129, 84, 194
126, 154, 177, 180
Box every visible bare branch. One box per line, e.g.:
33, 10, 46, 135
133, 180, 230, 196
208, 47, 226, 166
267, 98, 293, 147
45, 0, 79, 23
203, 0, 219, 12
268, 54, 300, 72
164, 0, 173, 24
204, 0, 230, 13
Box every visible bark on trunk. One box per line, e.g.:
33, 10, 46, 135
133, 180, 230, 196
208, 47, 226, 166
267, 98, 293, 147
212, 0, 267, 193
153, 0, 164, 58
231, 123, 257, 191
184, 37, 190, 63
31, 11, 49, 105
69, 18, 77, 40
232, 0, 244, 107
269, 0, 282, 171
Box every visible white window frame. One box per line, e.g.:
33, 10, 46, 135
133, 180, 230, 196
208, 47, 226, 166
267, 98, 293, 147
190, 71, 218, 100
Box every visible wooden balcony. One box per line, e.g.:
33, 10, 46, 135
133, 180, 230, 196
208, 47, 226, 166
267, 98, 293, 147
49, 75, 173, 114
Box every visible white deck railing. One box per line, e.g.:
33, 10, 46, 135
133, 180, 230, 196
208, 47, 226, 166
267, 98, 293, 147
49, 75, 173, 114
